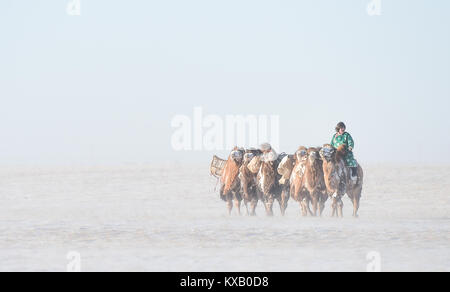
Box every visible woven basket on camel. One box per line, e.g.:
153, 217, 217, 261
210, 155, 227, 178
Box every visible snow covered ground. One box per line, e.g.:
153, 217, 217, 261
0, 164, 449, 271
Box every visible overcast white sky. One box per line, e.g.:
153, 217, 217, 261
1, 0, 449, 166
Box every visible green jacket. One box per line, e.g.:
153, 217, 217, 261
331, 132, 357, 167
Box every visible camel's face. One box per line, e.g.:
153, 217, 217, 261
243, 153, 254, 163
295, 148, 307, 162
230, 149, 244, 164
319, 145, 335, 163
307, 148, 320, 164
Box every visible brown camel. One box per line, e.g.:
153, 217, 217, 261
219, 147, 245, 215
303, 147, 328, 216
276, 154, 295, 216
289, 146, 312, 216
239, 149, 262, 216
320, 144, 363, 217
320, 144, 348, 217
255, 147, 283, 216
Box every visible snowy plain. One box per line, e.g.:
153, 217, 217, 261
0, 164, 448, 271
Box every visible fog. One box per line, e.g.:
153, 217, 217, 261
1, 0, 449, 166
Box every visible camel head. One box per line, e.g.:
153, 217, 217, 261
320, 144, 346, 163
320, 144, 338, 163
243, 148, 262, 164
243, 152, 254, 164
229, 147, 245, 164
307, 147, 320, 164
295, 146, 308, 162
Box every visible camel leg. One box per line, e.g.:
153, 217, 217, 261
263, 199, 269, 215
318, 194, 327, 217
300, 199, 307, 216
244, 199, 250, 216
337, 197, 344, 218
352, 193, 361, 218
227, 198, 233, 215
279, 201, 286, 216
303, 197, 314, 216
284, 189, 290, 216
276, 197, 283, 216
250, 198, 258, 216
267, 202, 274, 217
265, 198, 274, 216
311, 195, 318, 217
234, 199, 241, 216
279, 190, 289, 216
278, 195, 285, 216
293, 191, 302, 215
242, 185, 251, 216
299, 202, 305, 216
307, 203, 314, 216
318, 201, 325, 217
282, 198, 288, 216
331, 195, 337, 217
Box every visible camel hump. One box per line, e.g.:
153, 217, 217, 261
247, 155, 262, 174
336, 145, 347, 161
337, 144, 346, 153
277, 154, 295, 183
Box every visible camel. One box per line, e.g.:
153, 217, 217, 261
277, 154, 295, 216
320, 144, 363, 217
254, 146, 284, 216
303, 147, 328, 216
238, 149, 262, 216
219, 147, 245, 215
319, 144, 347, 217
289, 146, 312, 216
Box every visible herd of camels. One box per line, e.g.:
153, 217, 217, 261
210, 143, 363, 218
